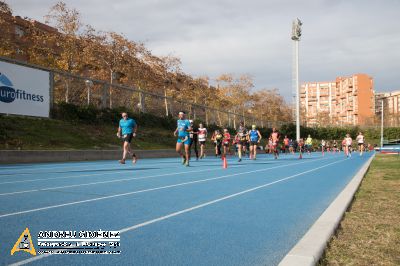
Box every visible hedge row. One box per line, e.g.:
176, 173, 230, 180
279, 123, 400, 141
51, 102, 176, 130
50, 103, 399, 142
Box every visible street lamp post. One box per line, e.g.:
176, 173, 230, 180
292, 18, 302, 141
85, 79, 93, 106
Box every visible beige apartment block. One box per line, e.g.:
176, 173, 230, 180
375, 90, 400, 127
300, 74, 374, 126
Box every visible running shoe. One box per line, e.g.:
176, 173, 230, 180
185, 160, 190, 167
182, 156, 186, 165
238, 158, 242, 162
132, 154, 137, 164
119, 159, 126, 164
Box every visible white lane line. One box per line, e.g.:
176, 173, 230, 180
0, 157, 330, 219
0, 158, 178, 174
0, 159, 230, 185
0, 163, 134, 176
9, 158, 347, 266
0, 169, 134, 185
0, 154, 286, 176
0, 157, 183, 177
0, 165, 158, 177
0, 154, 324, 185
0, 164, 244, 196
0, 153, 324, 184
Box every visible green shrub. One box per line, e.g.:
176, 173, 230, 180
51, 102, 176, 129
45, 103, 400, 142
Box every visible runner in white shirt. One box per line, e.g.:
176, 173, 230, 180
197, 123, 208, 159
344, 133, 353, 158
321, 139, 326, 155
356, 132, 365, 156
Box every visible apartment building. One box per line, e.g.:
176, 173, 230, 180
300, 74, 374, 126
0, 12, 58, 61
375, 90, 400, 127
300, 81, 336, 125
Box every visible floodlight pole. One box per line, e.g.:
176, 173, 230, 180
292, 18, 302, 141
380, 98, 384, 148
295, 40, 300, 141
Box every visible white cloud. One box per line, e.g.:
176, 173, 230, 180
9, 0, 400, 100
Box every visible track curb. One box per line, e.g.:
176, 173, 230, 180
278, 153, 375, 266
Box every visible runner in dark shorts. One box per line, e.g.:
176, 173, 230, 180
283, 135, 290, 154
333, 140, 338, 153
117, 112, 138, 164
235, 121, 248, 162
222, 129, 231, 156
188, 120, 199, 160
211, 129, 223, 157
174, 111, 192, 166
249, 125, 262, 160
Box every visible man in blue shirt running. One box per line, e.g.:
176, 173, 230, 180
117, 112, 138, 164
174, 111, 191, 166
249, 125, 262, 160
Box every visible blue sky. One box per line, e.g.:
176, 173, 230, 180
9, 0, 400, 101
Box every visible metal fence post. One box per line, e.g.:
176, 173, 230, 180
139, 92, 146, 113
169, 99, 174, 117
49, 72, 54, 109
101, 84, 108, 109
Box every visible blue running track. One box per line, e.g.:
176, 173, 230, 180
0, 151, 374, 265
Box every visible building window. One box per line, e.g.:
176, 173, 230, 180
15, 25, 25, 37
15, 48, 24, 55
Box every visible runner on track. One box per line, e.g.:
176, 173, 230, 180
321, 139, 326, 155
174, 111, 191, 166
356, 132, 365, 156
344, 133, 353, 158
270, 128, 280, 159
117, 112, 138, 164
198, 123, 208, 159
249, 125, 262, 160
235, 122, 248, 162
305, 134, 313, 155
188, 120, 199, 160
222, 128, 232, 156
211, 129, 223, 157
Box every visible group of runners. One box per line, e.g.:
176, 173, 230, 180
296, 133, 369, 158
116, 111, 370, 165
174, 112, 266, 166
